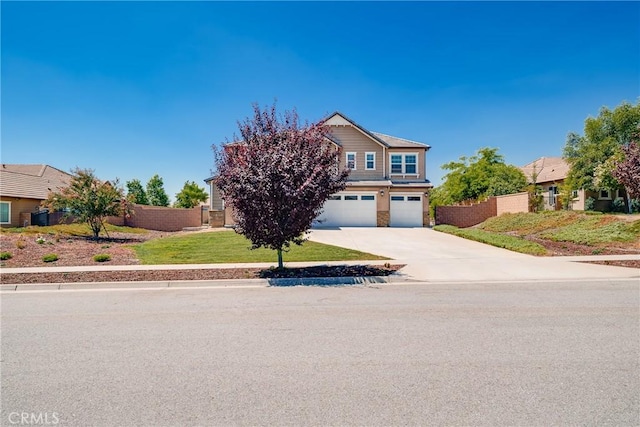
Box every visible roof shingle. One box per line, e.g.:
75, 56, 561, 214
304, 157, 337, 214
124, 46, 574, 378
0, 164, 73, 200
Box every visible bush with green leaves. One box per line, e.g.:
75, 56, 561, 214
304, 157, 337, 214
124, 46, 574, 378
93, 254, 111, 262
0, 252, 12, 260
585, 197, 596, 211
631, 198, 640, 213
42, 253, 59, 263
43, 168, 132, 239
611, 197, 626, 213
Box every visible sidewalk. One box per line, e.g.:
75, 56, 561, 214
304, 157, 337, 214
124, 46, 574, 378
1, 253, 638, 292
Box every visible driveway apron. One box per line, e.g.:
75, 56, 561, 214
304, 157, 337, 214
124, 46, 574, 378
308, 227, 639, 282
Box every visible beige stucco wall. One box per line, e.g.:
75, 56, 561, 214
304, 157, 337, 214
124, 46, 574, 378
0, 197, 43, 228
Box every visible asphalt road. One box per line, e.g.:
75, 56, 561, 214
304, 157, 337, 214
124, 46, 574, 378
2, 280, 638, 426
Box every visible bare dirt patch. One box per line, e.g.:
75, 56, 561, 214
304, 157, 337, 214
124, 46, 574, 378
524, 235, 640, 269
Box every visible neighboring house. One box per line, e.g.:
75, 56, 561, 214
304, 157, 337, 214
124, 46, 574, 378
205, 111, 433, 227
0, 164, 73, 227
521, 156, 631, 212
520, 157, 577, 210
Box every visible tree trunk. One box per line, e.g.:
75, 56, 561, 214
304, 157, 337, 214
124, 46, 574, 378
277, 248, 283, 270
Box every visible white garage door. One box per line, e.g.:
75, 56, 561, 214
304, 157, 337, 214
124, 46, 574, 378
316, 193, 377, 227
390, 194, 423, 227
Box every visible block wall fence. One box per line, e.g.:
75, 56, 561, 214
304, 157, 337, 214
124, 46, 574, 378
435, 192, 530, 228
109, 204, 203, 232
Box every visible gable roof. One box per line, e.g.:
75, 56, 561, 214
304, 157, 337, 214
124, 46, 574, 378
323, 111, 430, 150
520, 157, 569, 184
0, 164, 73, 199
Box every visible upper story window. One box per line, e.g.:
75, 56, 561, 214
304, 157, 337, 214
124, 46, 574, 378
365, 152, 376, 170
346, 152, 356, 170
0, 201, 10, 224
390, 153, 418, 175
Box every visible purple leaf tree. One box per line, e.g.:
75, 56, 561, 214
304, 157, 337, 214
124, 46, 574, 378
612, 134, 640, 213
214, 103, 349, 269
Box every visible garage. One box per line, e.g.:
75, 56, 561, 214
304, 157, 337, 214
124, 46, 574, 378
315, 193, 377, 227
389, 194, 423, 227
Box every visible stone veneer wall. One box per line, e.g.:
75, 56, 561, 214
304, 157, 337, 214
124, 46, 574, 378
377, 211, 390, 227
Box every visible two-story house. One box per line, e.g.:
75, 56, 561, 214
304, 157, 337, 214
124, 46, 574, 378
206, 111, 432, 228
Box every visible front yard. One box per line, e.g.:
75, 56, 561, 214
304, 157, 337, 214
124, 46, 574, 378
0, 225, 398, 284
0, 225, 388, 268
435, 211, 640, 268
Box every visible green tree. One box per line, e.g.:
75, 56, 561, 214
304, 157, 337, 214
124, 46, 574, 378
146, 174, 170, 207
523, 160, 544, 212
432, 147, 527, 208
43, 168, 131, 239
126, 179, 149, 205
174, 181, 209, 208
563, 100, 640, 196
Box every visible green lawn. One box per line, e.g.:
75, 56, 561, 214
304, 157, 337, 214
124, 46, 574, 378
480, 211, 640, 245
131, 230, 389, 264
433, 224, 548, 256
435, 211, 640, 255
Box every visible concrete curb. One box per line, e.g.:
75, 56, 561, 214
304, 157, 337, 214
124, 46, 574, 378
1, 274, 413, 292
0, 259, 396, 274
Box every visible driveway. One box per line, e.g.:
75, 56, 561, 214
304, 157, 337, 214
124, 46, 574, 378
308, 227, 640, 282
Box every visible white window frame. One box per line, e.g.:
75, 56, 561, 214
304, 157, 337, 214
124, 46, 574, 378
365, 152, 376, 170
0, 201, 11, 224
598, 189, 612, 200
389, 152, 419, 176
346, 152, 357, 170
548, 186, 558, 206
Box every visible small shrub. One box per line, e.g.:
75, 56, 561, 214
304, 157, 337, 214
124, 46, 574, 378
612, 197, 626, 213
631, 198, 640, 214
15, 239, 26, 249
585, 197, 596, 211
35, 236, 46, 244
42, 253, 59, 263
0, 252, 12, 260
93, 254, 111, 263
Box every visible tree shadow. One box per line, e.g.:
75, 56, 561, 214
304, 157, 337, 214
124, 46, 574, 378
260, 264, 404, 287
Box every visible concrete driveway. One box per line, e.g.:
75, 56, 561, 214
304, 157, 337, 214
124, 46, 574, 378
309, 227, 640, 282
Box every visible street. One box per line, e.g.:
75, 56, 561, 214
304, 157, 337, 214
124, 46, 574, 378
2, 280, 639, 426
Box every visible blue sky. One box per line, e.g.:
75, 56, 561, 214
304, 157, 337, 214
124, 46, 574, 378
2, 1, 638, 202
